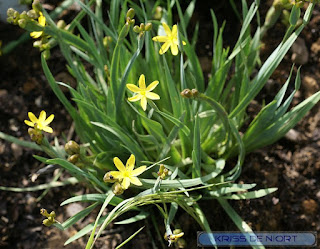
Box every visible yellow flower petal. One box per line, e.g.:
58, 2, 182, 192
39, 110, 46, 123
42, 126, 53, 133
129, 176, 142, 186
128, 94, 142, 102
162, 23, 172, 36
44, 114, 54, 125
30, 31, 42, 39
182, 41, 186, 45
126, 84, 141, 93
113, 157, 126, 172
121, 177, 131, 189
24, 120, 35, 127
152, 36, 169, 43
140, 96, 147, 111
108, 171, 122, 179
145, 92, 160, 100
126, 154, 135, 171
172, 25, 177, 37
28, 112, 38, 123
146, 81, 159, 92
170, 43, 179, 56
159, 42, 171, 55
138, 74, 146, 89
132, 165, 147, 176
38, 13, 46, 27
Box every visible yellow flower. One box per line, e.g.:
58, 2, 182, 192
24, 110, 54, 133
152, 23, 186, 56
108, 154, 146, 190
30, 12, 46, 39
126, 74, 160, 111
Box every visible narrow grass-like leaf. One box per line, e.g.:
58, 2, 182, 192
223, 188, 277, 199
115, 211, 149, 225
115, 226, 145, 249
61, 202, 99, 229
192, 114, 201, 178
85, 191, 115, 249
140, 159, 225, 189
0, 131, 42, 151
218, 198, 265, 249
0, 177, 78, 192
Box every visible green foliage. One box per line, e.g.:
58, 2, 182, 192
1, 0, 319, 248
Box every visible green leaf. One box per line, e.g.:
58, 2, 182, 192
60, 193, 124, 207
192, 114, 201, 178
218, 198, 265, 249
61, 202, 99, 229
0, 131, 42, 151
289, 5, 301, 26
0, 177, 78, 192
140, 159, 225, 189
115, 211, 149, 225
91, 121, 146, 161
115, 226, 145, 249
223, 188, 278, 199
85, 191, 115, 249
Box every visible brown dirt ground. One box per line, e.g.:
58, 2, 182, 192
0, 1, 320, 249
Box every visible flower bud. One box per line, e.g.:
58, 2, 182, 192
43, 218, 53, 226
145, 23, 152, 31
32, 0, 42, 13
140, 23, 145, 31
40, 208, 49, 217
103, 36, 112, 48
27, 9, 38, 19
57, 20, 66, 29
154, 6, 162, 20
33, 40, 42, 48
129, 19, 135, 26
133, 25, 140, 33
65, 140, 80, 155
7, 8, 15, 17
18, 19, 27, 29
28, 127, 44, 144
126, 8, 135, 19
20, 11, 28, 19
173, 229, 183, 235
42, 215, 55, 226
49, 211, 56, 218
112, 182, 124, 195
13, 11, 20, 23
157, 164, 169, 180
191, 88, 199, 97
180, 89, 192, 98
68, 154, 79, 164
169, 229, 184, 242
7, 17, 14, 24
103, 172, 117, 183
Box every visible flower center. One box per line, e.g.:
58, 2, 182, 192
140, 90, 146, 96
123, 171, 130, 177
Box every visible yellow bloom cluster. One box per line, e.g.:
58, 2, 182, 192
30, 12, 46, 38
24, 110, 54, 133
104, 154, 146, 193
152, 23, 186, 56
126, 74, 160, 111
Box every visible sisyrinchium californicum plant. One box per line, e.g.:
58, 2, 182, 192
1, 0, 320, 248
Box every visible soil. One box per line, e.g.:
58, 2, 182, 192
0, 1, 320, 249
